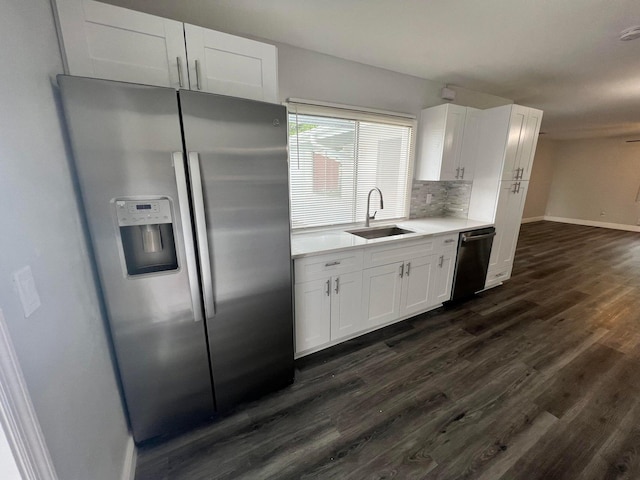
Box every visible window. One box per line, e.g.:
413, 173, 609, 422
288, 102, 414, 229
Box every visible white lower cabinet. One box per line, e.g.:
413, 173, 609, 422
486, 181, 529, 288
361, 262, 404, 329
294, 278, 331, 352
294, 234, 461, 356
330, 272, 364, 341
432, 251, 455, 304
294, 272, 363, 353
400, 254, 436, 317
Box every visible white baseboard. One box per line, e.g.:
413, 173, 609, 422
521, 216, 545, 224
543, 216, 640, 232
121, 435, 136, 480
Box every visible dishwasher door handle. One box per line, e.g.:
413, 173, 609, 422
462, 232, 496, 243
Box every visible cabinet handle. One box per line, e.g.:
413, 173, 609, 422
444, 239, 455, 244
460, 167, 465, 179
335, 277, 340, 294
325, 261, 341, 267
399, 263, 404, 278
496, 272, 506, 277
326, 279, 330, 296
406, 262, 411, 276
195, 59, 202, 90
512, 183, 518, 194
455, 167, 460, 179
176, 56, 184, 88
516, 182, 521, 193
439, 255, 444, 268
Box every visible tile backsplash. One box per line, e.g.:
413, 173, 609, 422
409, 180, 472, 219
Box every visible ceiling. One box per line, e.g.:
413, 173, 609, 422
103, 0, 640, 139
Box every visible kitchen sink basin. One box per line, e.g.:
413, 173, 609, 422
347, 226, 415, 239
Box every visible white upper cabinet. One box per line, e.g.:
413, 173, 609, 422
55, 0, 279, 102
415, 104, 479, 181
501, 105, 543, 182
56, 0, 187, 88
458, 107, 482, 182
184, 24, 278, 103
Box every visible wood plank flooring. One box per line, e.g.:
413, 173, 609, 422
136, 221, 640, 480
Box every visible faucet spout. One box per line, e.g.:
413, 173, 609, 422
365, 187, 384, 227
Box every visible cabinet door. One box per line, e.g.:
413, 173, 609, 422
294, 278, 331, 353
440, 105, 468, 181
518, 109, 543, 181
432, 252, 455, 305
184, 24, 278, 103
458, 107, 481, 181
488, 181, 529, 279
400, 255, 435, 316
330, 272, 363, 341
56, 0, 187, 88
501, 106, 529, 181
362, 263, 403, 329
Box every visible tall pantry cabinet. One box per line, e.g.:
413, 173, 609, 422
468, 105, 543, 288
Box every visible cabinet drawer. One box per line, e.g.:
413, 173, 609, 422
294, 249, 364, 284
364, 238, 434, 268
435, 233, 458, 251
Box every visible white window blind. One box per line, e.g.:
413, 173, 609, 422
288, 102, 414, 229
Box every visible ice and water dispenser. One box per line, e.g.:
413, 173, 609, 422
115, 199, 178, 276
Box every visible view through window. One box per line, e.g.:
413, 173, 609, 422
288, 107, 413, 229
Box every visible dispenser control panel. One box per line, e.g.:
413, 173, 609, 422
115, 199, 173, 226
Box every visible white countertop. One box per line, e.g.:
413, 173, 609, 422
291, 217, 493, 258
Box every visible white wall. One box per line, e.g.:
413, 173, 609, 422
522, 137, 556, 219
276, 42, 511, 114
545, 138, 640, 226
0, 1, 131, 479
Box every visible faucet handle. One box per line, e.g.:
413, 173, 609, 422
369, 210, 377, 220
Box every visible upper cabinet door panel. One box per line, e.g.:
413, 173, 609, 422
518, 109, 543, 181
440, 105, 467, 180
501, 105, 528, 181
184, 24, 278, 103
56, 0, 187, 88
458, 107, 481, 181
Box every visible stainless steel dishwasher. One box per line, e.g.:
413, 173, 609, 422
450, 227, 496, 301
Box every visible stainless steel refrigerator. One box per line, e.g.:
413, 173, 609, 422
58, 75, 294, 443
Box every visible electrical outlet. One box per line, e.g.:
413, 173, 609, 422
426, 193, 433, 204
13, 266, 41, 318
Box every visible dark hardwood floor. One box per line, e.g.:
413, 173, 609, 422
136, 221, 640, 480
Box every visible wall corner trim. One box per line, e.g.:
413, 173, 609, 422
542, 216, 640, 232
0, 309, 58, 480
120, 435, 137, 480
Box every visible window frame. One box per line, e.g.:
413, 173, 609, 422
286, 99, 417, 231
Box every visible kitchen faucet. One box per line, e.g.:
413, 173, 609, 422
365, 187, 384, 227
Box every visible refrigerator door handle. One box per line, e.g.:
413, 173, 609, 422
188, 152, 216, 319
172, 152, 204, 323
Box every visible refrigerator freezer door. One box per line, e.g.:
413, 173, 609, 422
180, 91, 294, 411
58, 76, 215, 442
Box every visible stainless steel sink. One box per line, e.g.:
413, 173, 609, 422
347, 225, 415, 239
